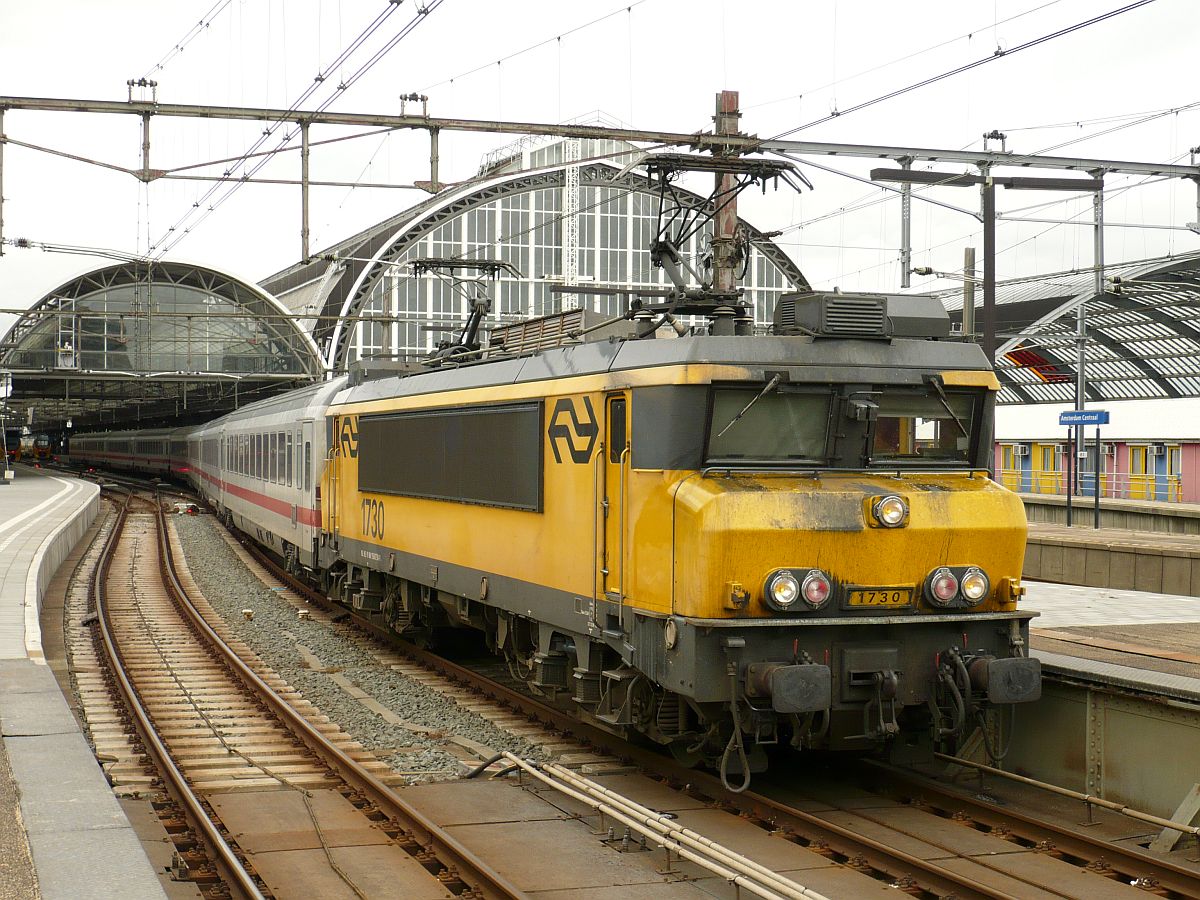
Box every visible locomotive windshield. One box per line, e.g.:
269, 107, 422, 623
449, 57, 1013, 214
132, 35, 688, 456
704, 384, 983, 468
706, 388, 831, 462
870, 390, 979, 466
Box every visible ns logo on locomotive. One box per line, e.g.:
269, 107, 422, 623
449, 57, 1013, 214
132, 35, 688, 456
72, 289, 1040, 790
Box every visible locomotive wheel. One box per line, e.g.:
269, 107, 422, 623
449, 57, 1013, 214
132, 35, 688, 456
667, 739, 705, 768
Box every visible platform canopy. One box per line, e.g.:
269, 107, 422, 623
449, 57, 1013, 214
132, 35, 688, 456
935, 253, 1200, 404
0, 260, 324, 431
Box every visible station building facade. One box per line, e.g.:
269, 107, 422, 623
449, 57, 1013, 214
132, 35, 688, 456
994, 438, 1199, 503
262, 137, 807, 372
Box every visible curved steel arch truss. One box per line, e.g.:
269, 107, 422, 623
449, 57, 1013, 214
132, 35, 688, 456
0, 261, 324, 429
316, 162, 808, 372
977, 256, 1200, 404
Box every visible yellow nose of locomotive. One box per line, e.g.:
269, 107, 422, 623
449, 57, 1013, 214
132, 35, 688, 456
671, 471, 1027, 619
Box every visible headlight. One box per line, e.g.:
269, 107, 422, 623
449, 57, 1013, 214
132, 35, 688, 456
765, 569, 833, 612
961, 568, 990, 604
766, 571, 800, 609
872, 494, 908, 527
927, 567, 959, 606
801, 570, 832, 609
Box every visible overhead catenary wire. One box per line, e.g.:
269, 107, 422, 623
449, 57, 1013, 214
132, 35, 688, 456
1031, 99, 1200, 155
998, 101, 1200, 134
151, 0, 422, 256
153, 3, 413, 252
140, 0, 233, 80
154, 1, 446, 255
774, 126, 1192, 289
416, 0, 653, 94
765, 0, 1159, 141
744, 0, 1067, 113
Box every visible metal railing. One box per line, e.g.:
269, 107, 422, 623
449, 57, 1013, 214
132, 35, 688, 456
997, 467, 1184, 502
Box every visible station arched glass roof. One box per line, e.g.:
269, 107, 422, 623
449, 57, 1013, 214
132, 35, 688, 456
0, 261, 324, 429
935, 253, 1200, 404
263, 144, 808, 372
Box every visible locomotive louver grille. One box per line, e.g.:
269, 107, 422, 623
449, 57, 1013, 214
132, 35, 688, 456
773, 292, 893, 339
824, 297, 887, 335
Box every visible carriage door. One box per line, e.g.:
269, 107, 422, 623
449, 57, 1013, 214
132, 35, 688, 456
603, 394, 629, 600
327, 417, 340, 548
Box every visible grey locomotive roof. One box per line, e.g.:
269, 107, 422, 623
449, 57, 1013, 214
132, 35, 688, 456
336, 335, 992, 408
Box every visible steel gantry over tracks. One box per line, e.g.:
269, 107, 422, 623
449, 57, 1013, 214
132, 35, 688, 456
2, 91, 1199, 413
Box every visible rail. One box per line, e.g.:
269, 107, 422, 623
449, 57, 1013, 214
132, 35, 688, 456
92, 489, 266, 899
935, 752, 1200, 838
152, 494, 524, 900
498, 754, 831, 900
227, 499, 1200, 899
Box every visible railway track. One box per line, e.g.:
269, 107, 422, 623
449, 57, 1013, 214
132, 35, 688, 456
91, 489, 522, 899
213, 513, 1200, 899
62, 476, 1197, 899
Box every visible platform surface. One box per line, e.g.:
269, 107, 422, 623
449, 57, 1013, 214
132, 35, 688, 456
0, 466, 166, 899
1026, 579, 1200, 699
0, 466, 96, 659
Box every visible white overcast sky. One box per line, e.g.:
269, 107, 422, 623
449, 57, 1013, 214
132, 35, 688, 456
1, 0, 1197, 433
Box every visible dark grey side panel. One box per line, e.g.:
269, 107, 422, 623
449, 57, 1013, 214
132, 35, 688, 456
631, 386, 708, 471
358, 401, 543, 511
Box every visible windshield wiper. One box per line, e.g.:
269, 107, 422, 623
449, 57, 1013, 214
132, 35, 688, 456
926, 375, 968, 438
715, 373, 783, 439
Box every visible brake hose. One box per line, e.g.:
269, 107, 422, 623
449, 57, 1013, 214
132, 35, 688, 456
719, 669, 752, 794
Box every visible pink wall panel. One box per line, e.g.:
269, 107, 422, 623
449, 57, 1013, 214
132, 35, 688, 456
1183, 445, 1200, 503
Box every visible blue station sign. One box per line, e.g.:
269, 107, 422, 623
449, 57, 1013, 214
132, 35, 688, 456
1058, 409, 1110, 426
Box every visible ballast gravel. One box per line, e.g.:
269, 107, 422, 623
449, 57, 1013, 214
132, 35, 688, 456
173, 513, 544, 782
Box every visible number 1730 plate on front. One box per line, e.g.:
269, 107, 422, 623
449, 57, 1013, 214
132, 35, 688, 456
846, 588, 913, 608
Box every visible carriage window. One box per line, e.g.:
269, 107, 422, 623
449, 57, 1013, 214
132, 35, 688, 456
870, 391, 978, 466
304, 441, 312, 492
286, 433, 293, 486
706, 388, 831, 463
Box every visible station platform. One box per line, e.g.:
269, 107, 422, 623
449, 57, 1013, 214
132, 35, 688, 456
0, 465, 166, 899
1025, 521, 1200, 598
1018, 577, 1200, 826
1020, 492, 1200, 535
1026, 580, 1200, 701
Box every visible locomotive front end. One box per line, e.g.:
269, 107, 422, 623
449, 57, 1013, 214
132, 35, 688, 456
645, 294, 1040, 773
667, 468, 1039, 753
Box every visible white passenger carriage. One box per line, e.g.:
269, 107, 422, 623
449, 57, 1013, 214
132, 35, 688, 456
70, 427, 190, 478
189, 378, 344, 572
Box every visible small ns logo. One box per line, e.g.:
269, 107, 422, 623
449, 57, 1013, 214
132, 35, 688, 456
339, 417, 358, 459
547, 397, 598, 464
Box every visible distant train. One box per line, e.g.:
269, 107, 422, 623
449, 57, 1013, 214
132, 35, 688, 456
2, 428, 18, 463
5, 431, 52, 463
71, 291, 1041, 786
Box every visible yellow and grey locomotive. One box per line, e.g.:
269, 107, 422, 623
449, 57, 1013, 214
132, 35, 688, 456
320, 290, 1040, 786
